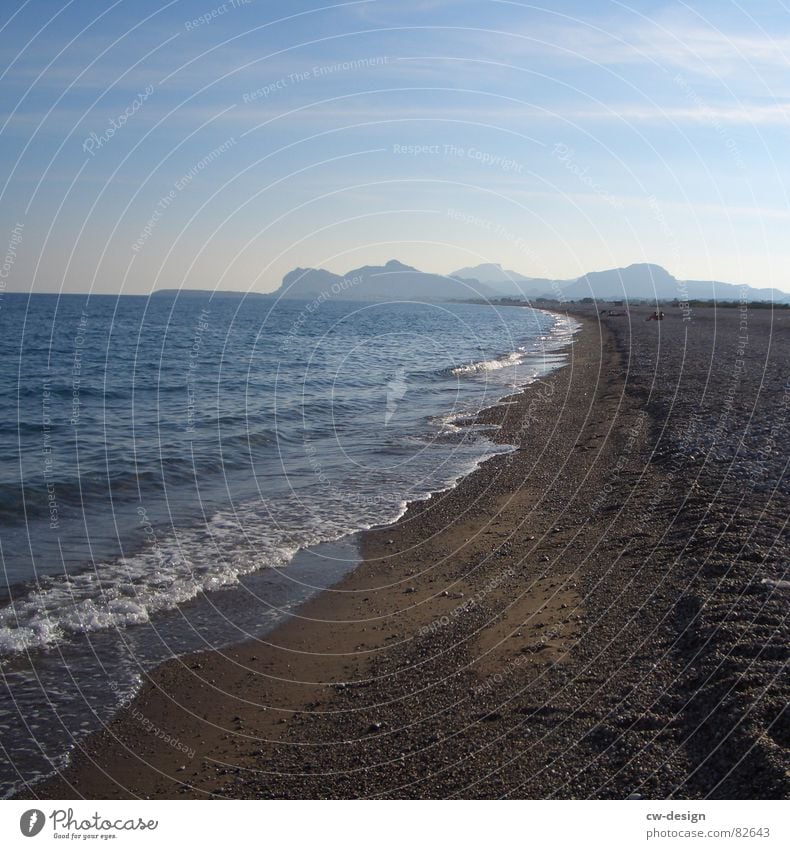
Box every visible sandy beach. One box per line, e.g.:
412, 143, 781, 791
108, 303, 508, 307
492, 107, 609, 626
22, 304, 789, 800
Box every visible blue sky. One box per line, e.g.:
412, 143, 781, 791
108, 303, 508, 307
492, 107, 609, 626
1, 0, 789, 294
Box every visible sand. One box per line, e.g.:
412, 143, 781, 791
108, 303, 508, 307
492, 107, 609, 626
21, 304, 789, 799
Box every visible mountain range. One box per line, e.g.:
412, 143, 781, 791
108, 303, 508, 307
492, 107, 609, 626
274, 259, 500, 301
268, 259, 788, 303
452, 262, 788, 302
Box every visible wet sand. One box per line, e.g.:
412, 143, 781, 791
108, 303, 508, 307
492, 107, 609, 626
22, 304, 789, 799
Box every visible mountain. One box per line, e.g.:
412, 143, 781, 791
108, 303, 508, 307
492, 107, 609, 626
450, 263, 556, 299
156, 262, 788, 304
454, 261, 789, 303
274, 259, 499, 301
683, 278, 787, 302
558, 263, 788, 303
451, 262, 533, 285
561, 263, 676, 300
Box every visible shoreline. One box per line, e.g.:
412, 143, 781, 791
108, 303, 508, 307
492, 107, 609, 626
21, 305, 789, 799
0, 302, 570, 796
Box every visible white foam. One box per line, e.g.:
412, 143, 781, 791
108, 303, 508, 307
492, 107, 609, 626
0, 311, 582, 658
0, 477, 427, 656
451, 350, 524, 375
429, 410, 469, 433
0, 502, 315, 655
450, 313, 580, 377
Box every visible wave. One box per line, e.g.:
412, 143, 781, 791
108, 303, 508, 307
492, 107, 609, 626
450, 350, 525, 375
0, 306, 580, 657
0, 431, 518, 657
448, 314, 580, 377
0, 497, 342, 655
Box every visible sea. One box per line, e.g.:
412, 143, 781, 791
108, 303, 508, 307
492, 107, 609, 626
0, 290, 578, 795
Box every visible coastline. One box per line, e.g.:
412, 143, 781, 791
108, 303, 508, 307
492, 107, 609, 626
22, 305, 789, 799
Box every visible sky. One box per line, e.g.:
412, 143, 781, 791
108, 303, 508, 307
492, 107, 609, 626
1, 0, 789, 295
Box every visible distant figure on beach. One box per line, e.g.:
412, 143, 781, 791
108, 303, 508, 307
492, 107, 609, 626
646, 310, 665, 321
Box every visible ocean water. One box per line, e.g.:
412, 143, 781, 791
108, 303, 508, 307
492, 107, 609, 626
0, 291, 577, 794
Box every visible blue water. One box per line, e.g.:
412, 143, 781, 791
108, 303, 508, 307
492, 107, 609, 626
0, 291, 577, 793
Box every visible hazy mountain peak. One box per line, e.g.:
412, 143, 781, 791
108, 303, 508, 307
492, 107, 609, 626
564, 262, 786, 302
451, 262, 531, 284
272, 259, 787, 304
274, 259, 497, 301
576, 262, 675, 284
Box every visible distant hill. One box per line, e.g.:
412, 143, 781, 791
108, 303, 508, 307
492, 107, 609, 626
452, 261, 789, 303
450, 262, 556, 299
153, 262, 788, 304
274, 259, 499, 301
449, 263, 556, 299
682, 278, 787, 302
559, 263, 788, 302
452, 262, 531, 284
564, 263, 676, 300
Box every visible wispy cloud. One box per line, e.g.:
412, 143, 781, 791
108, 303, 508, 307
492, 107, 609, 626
500, 11, 790, 82
569, 102, 790, 126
